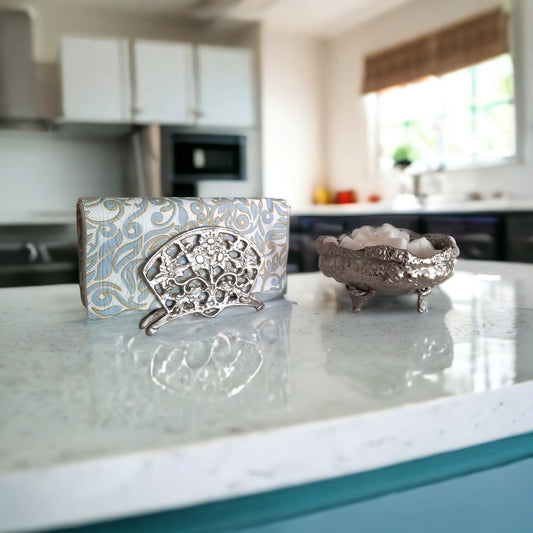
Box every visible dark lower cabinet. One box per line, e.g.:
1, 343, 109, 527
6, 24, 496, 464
0, 225, 79, 287
289, 215, 421, 272
506, 214, 533, 263
289, 212, 532, 272
423, 215, 503, 261
345, 215, 421, 233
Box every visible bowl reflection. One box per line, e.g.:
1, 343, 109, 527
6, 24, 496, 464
324, 290, 454, 397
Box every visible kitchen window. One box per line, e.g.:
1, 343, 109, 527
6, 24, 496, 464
362, 9, 513, 173
374, 53, 515, 172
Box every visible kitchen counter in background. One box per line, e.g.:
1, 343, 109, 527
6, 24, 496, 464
1, 261, 533, 532
291, 197, 533, 216
2, 197, 533, 226
2, 198, 533, 225
0, 210, 76, 226
2, 197, 533, 285
289, 200, 533, 272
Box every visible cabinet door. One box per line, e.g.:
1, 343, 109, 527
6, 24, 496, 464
196, 45, 254, 127
133, 40, 194, 124
423, 215, 502, 260
506, 214, 533, 262
61, 36, 130, 122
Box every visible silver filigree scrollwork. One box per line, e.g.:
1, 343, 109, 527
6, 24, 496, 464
316, 231, 460, 313
139, 227, 265, 335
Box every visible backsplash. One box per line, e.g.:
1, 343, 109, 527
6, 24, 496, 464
0, 130, 125, 218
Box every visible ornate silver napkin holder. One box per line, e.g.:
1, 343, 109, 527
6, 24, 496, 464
140, 226, 265, 336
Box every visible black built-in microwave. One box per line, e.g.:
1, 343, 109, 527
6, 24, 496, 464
161, 129, 246, 196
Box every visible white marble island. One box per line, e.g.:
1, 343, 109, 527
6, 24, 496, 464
2, 261, 533, 532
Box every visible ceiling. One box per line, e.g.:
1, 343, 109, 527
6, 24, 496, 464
229, 0, 415, 37
37, 0, 415, 37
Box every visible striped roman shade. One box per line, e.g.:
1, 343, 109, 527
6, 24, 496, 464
362, 8, 509, 94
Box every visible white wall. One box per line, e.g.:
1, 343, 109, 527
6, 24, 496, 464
326, 0, 533, 201
260, 28, 327, 210
0, 130, 124, 214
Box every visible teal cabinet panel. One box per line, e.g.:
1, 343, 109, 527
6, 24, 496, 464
241, 456, 533, 533
52, 432, 533, 533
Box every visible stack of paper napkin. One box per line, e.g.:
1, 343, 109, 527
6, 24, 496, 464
325, 223, 438, 259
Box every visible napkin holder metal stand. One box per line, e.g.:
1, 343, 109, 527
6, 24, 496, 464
139, 226, 265, 336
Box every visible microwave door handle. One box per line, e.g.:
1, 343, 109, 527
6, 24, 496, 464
193, 148, 206, 169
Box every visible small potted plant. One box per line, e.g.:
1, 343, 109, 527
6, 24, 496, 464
392, 144, 418, 169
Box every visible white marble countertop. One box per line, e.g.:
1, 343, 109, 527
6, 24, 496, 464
2, 260, 533, 532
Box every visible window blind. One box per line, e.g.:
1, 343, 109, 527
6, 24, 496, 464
362, 8, 509, 94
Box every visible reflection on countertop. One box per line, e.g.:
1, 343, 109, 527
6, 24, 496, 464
324, 291, 454, 397
90, 301, 291, 434
0, 299, 292, 470
293, 265, 531, 402
2, 264, 533, 470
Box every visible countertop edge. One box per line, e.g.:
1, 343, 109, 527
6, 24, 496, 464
2, 380, 533, 532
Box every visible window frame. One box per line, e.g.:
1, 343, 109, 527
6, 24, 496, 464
367, 52, 519, 176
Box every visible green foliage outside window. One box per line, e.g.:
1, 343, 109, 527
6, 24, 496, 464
376, 54, 515, 171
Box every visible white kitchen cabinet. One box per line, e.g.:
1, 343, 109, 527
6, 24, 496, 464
61, 36, 131, 122
61, 37, 255, 127
133, 40, 194, 125
196, 45, 255, 128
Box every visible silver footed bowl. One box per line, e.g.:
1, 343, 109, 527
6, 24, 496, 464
315, 231, 460, 313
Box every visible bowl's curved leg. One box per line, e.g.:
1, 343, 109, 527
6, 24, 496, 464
417, 287, 432, 313
346, 285, 375, 312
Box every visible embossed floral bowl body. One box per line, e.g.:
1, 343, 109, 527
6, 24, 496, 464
315, 231, 459, 312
